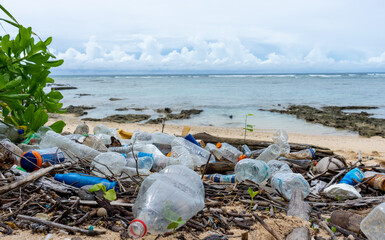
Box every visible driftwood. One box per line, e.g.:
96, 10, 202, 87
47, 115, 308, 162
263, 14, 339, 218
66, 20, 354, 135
0, 162, 73, 195
286, 188, 311, 240
201, 162, 235, 174
17, 214, 105, 236
253, 213, 283, 240
330, 210, 364, 233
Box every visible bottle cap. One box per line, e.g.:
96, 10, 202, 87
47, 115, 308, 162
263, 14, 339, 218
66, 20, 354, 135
20, 151, 42, 172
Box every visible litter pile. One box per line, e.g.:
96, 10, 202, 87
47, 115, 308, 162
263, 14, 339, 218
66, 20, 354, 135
0, 122, 384, 240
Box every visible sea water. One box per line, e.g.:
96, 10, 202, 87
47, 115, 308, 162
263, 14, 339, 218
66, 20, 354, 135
50, 73, 385, 135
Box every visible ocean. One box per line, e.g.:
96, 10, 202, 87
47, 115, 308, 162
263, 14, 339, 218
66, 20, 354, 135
51, 73, 385, 136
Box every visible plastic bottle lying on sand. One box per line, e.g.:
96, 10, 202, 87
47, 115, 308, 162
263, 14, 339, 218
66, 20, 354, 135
20, 147, 65, 172
256, 144, 281, 162
128, 165, 205, 238
323, 183, 362, 201
235, 159, 270, 184
125, 153, 154, 171
271, 172, 310, 200
205, 143, 223, 159
203, 174, 236, 183
267, 160, 292, 179
360, 202, 385, 240
339, 168, 364, 186
217, 143, 242, 163
171, 137, 214, 166
40, 131, 101, 162
283, 148, 316, 159
272, 129, 290, 154
91, 152, 126, 177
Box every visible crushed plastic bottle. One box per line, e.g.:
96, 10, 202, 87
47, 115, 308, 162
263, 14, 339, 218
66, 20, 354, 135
360, 202, 385, 240
132, 131, 175, 154
125, 153, 154, 171
323, 183, 362, 200
91, 152, 126, 177
40, 131, 101, 162
128, 165, 205, 238
256, 144, 281, 162
267, 160, 292, 178
283, 148, 316, 159
272, 129, 290, 154
171, 137, 214, 166
235, 159, 270, 184
271, 172, 310, 200
54, 172, 117, 190
339, 168, 364, 186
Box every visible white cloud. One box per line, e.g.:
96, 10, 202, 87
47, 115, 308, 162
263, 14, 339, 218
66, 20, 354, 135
368, 52, 385, 64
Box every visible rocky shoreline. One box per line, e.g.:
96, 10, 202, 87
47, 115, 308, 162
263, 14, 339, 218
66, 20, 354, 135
263, 105, 385, 137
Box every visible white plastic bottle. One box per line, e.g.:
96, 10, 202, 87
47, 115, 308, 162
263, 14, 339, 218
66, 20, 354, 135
234, 159, 270, 184
267, 160, 292, 178
270, 172, 310, 200
256, 144, 281, 162
171, 137, 214, 166
360, 202, 385, 240
40, 131, 101, 162
128, 165, 205, 238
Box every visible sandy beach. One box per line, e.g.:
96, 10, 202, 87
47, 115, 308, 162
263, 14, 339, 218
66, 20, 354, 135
50, 113, 385, 166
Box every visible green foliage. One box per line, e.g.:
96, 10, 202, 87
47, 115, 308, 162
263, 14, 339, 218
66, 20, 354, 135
89, 183, 117, 201
0, 4, 65, 134
242, 114, 254, 152
331, 226, 336, 232
248, 187, 259, 213
164, 204, 186, 235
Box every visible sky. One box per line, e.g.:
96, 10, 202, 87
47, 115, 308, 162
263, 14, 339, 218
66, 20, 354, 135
2, 0, 385, 74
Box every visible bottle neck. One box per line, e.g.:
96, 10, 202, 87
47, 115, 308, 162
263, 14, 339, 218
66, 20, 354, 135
128, 219, 147, 238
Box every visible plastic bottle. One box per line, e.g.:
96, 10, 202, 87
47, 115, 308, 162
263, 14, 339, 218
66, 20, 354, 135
184, 134, 200, 147
272, 129, 290, 154
256, 144, 281, 162
234, 159, 270, 184
40, 131, 101, 162
339, 168, 364, 186
108, 145, 133, 153
203, 174, 236, 183
283, 148, 316, 159
171, 137, 214, 166
360, 202, 385, 240
54, 172, 117, 190
271, 172, 310, 200
267, 160, 292, 178
169, 146, 194, 169
20, 147, 66, 172
205, 143, 223, 160
94, 124, 114, 135
125, 153, 154, 171
217, 143, 242, 163
128, 165, 205, 238
241, 145, 252, 157
0, 122, 21, 142
132, 131, 175, 154
91, 152, 126, 177
323, 183, 362, 200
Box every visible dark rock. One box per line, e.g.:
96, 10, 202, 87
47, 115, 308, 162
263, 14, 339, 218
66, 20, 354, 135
83, 114, 151, 123
76, 93, 92, 97
115, 107, 129, 111
51, 86, 77, 90
155, 107, 172, 113
63, 105, 96, 116
146, 109, 203, 124
109, 98, 123, 101
265, 105, 385, 138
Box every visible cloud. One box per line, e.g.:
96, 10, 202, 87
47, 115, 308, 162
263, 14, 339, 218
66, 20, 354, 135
54, 36, 385, 74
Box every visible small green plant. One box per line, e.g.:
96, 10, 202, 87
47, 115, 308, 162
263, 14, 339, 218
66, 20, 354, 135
331, 226, 336, 232
89, 183, 117, 201
242, 114, 254, 152
247, 187, 259, 213
164, 204, 186, 235
326, 218, 330, 222
336, 196, 341, 202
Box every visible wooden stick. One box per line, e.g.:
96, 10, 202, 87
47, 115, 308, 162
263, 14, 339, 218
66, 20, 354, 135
319, 221, 338, 240
253, 213, 283, 240
0, 162, 73, 195
17, 214, 105, 236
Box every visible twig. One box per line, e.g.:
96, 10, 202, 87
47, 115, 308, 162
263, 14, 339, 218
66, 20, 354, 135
319, 221, 338, 240
17, 214, 105, 236
201, 153, 212, 179
253, 213, 283, 240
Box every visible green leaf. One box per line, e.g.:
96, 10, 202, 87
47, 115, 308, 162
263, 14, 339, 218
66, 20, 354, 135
49, 120, 66, 133
89, 183, 107, 193
247, 128, 253, 132
4, 76, 22, 89
0, 4, 19, 24
103, 189, 117, 201
164, 204, 180, 222
167, 222, 178, 230
248, 114, 253, 116
44, 59, 64, 67
331, 227, 336, 232
24, 104, 35, 124
246, 124, 254, 128
248, 187, 258, 198
29, 108, 48, 132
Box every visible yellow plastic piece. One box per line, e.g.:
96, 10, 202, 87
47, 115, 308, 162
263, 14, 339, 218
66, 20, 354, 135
182, 126, 191, 137
117, 129, 133, 139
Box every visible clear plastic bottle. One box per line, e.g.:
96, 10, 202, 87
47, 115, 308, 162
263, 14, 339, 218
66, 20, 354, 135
125, 154, 154, 171
0, 122, 21, 142
234, 158, 270, 184
91, 152, 126, 177
360, 202, 385, 240
272, 129, 290, 154
40, 131, 101, 162
171, 137, 214, 166
271, 172, 310, 200
108, 145, 133, 153
283, 148, 316, 159
256, 144, 281, 162
94, 124, 113, 135
205, 143, 223, 160
241, 145, 252, 157
218, 143, 242, 163
128, 165, 205, 238
267, 160, 292, 178
170, 146, 195, 169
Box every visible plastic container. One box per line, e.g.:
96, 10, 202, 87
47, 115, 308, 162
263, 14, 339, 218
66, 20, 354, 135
339, 168, 364, 186
184, 134, 200, 147
54, 172, 117, 190
241, 145, 252, 157
205, 143, 223, 160
267, 160, 292, 178
256, 144, 281, 162
217, 143, 242, 163
272, 129, 290, 154
125, 153, 154, 171
40, 131, 101, 162
128, 165, 205, 237
271, 172, 310, 200
171, 137, 214, 166
323, 183, 362, 200
0, 122, 20, 142
283, 148, 316, 159
360, 202, 385, 240
91, 152, 126, 177
235, 158, 270, 184
108, 145, 133, 153
20, 147, 65, 172
94, 124, 114, 135
204, 174, 236, 183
